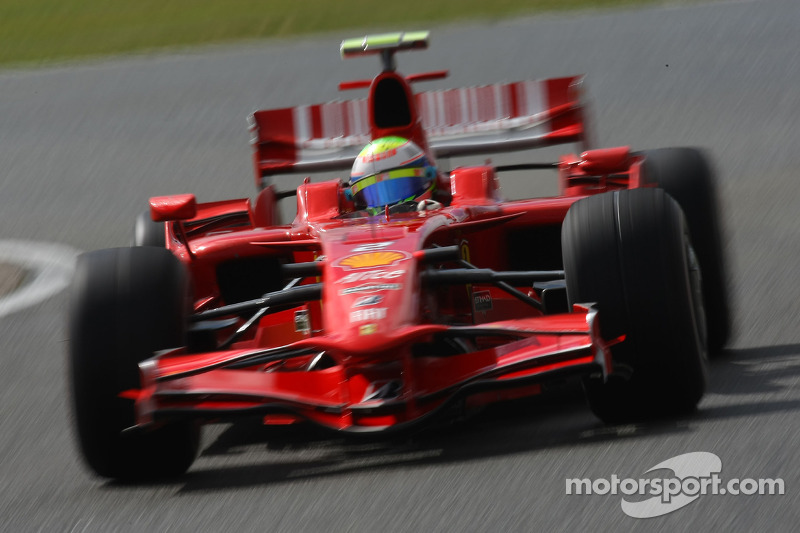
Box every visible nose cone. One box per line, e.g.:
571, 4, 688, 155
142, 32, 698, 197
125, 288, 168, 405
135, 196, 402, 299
324, 256, 417, 352
321, 229, 420, 353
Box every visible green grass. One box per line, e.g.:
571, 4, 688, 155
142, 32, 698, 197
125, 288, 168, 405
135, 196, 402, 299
0, 0, 657, 66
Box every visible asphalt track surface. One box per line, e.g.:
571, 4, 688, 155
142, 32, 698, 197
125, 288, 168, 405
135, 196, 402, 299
1, 0, 799, 530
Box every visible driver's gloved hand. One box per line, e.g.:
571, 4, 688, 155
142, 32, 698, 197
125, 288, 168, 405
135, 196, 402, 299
416, 199, 442, 211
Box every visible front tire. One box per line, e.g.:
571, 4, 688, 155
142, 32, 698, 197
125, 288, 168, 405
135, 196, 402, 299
68, 247, 199, 479
562, 188, 708, 423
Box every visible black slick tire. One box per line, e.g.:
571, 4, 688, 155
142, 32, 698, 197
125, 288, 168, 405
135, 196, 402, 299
68, 246, 199, 480
641, 148, 729, 353
562, 188, 708, 423
133, 210, 166, 247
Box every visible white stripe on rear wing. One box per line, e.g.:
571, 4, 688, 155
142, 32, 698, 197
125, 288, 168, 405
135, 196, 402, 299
249, 76, 588, 183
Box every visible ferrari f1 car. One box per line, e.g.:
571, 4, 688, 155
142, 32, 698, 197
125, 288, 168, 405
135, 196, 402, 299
68, 31, 729, 479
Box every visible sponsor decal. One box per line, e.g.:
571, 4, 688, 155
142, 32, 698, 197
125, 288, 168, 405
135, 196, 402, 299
350, 307, 388, 323
360, 147, 397, 164
351, 241, 395, 252
353, 295, 384, 307
340, 283, 401, 295
335, 251, 410, 270
473, 290, 493, 313
460, 240, 472, 303
294, 309, 310, 334
460, 241, 471, 263
337, 269, 405, 284
359, 323, 378, 336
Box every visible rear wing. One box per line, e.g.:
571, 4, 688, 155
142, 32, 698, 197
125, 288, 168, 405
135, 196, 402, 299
249, 76, 589, 186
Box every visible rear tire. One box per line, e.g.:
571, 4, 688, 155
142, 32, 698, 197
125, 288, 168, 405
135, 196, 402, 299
641, 148, 729, 353
562, 188, 708, 423
68, 247, 199, 480
133, 210, 166, 247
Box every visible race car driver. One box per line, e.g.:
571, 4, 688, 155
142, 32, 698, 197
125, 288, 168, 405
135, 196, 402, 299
347, 136, 443, 215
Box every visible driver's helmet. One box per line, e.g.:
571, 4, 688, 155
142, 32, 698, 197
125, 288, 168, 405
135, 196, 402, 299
349, 137, 436, 209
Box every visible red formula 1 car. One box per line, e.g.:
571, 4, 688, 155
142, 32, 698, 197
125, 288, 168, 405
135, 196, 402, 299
68, 32, 729, 479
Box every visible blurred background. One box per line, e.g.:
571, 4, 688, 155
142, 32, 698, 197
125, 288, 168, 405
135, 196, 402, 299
1, 0, 798, 530
0, 0, 664, 66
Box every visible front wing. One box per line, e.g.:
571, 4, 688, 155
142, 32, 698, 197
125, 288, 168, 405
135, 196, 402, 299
128, 306, 610, 433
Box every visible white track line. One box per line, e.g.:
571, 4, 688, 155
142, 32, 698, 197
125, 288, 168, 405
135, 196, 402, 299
0, 240, 81, 318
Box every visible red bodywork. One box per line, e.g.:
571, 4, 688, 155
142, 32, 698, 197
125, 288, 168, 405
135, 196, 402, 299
131, 50, 655, 434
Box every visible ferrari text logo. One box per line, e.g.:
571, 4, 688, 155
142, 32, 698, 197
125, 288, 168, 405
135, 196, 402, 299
350, 307, 387, 323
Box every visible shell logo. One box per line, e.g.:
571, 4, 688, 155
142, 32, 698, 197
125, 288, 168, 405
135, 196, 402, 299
336, 251, 409, 270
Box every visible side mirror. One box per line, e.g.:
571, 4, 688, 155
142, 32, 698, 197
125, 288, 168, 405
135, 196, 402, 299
578, 147, 631, 175
149, 194, 197, 222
